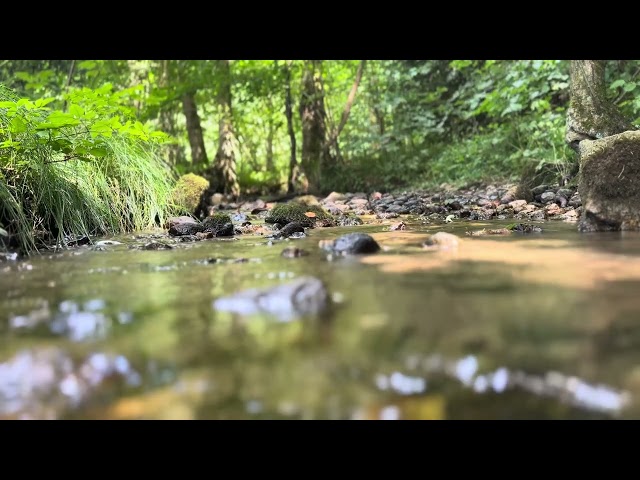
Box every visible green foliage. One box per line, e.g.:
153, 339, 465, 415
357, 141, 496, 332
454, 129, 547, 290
0, 83, 177, 253
0, 59, 594, 207
608, 61, 640, 125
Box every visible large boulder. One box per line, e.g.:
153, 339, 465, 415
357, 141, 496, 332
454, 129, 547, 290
171, 174, 210, 214
578, 130, 640, 231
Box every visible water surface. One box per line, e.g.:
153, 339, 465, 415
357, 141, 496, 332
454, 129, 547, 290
2, 219, 640, 419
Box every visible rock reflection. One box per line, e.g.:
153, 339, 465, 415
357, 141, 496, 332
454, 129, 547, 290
0, 348, 143, 419
398, 353, 631, 415
9, 298, 134, 342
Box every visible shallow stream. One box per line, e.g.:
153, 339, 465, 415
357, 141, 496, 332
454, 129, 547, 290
2, 219, 640, 419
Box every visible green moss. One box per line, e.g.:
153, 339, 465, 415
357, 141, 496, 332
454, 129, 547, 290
305, 205, 333, 222
172, 173, 209, 214
265, 203, 334, 227
203, 213, 232, 230
578, 131, 640, 231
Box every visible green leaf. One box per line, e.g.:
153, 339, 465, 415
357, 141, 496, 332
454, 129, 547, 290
40, 111, 81, 129
611, 79, 626, 90
10, 117, 27, 133
89, 120, 113, 138
15, 72, 32, 82
89, 146, 108, 157
624, 82, 637, 92
78, 60, 97, 70
34, 97, 55, 108
0, 227, 8, 237
0, 140, 21, 149
69, 104, 84, 116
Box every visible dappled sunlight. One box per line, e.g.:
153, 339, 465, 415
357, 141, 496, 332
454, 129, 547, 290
362, 236, 640, 289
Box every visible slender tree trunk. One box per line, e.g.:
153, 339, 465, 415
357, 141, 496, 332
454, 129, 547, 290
182, 90, 208, 166
212, 60, 240, 197
284, 61, 299, 194
62, 60, 75, 112
566, 60, 632, 151
299, 60, 328, 193
127, 60, 149, 116
326, 60, 366, 154
266, 95, 275, 172
158, 60, 184, 166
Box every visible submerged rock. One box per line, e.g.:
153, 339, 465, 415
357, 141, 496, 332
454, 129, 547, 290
270, 222, 306, 240
422, 232, 460, 250
319, 233, 381, 256
281, 247, 309, 258
169, 213, 235, 237
141, 242, 173, 250
508, 223, 543, 233
213, 276, 329, 321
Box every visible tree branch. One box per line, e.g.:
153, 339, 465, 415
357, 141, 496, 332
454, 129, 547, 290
327, 60, 366, 148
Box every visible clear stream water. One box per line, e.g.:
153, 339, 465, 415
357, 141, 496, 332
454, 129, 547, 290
3, 218, 640, 420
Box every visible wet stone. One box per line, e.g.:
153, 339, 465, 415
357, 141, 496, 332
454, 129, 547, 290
281, 247, 309, 258
510, 223, 543, 233
337, 215, 364, 226
232, 213, 248, 223
214, 223, 235, 237
422, 232, 460, 250
376, 212, 399, 220
320, 233, 381, 256
169, 222, 205, 237
271, 222, 306, 240
557, 188, 574, 199
540, 192, 556, 204
569, 192, 582, 208
532, 185, 551, 196
141, 242, 173, 250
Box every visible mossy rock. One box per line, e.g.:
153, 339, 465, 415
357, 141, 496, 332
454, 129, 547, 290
172, 174, 210, 214
265, 203, 333, 228
578, 130, 640, 231
203, 213, 233, 230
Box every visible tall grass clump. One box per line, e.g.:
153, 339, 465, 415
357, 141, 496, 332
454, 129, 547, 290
0, 84, 178, 254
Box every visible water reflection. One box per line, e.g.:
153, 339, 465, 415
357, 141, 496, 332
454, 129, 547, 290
9, 298, 132, 342
400, 353, 630, 415
0, 348, 144, 419
1, 221, 640, 419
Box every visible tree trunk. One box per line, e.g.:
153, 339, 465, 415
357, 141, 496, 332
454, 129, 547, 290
181, 90, 208, 166
127, 60, 150, 116
299, 60, 328, 193
284, 61, 299, 194
566, 60, 632, 151
266, 95, 275, 172
158, 60, 184, 166
566, 60, 640, 232
211, 60, 240, 197
326, 60, 366, 155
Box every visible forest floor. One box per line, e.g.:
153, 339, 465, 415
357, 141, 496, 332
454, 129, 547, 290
207, 180, 582, 228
